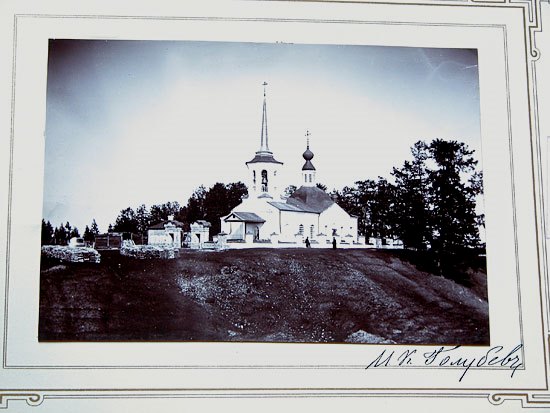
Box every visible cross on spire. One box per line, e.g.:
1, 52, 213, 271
305, 130, 310, 149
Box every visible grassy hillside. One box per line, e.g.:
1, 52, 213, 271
39, 248, 488, 344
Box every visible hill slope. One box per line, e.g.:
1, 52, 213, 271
39, 248, 488, 344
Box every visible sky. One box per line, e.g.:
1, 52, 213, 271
43, 39, 481, 233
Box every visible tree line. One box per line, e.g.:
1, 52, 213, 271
41, 138, 484, 277
106, 182, 248, 241
333, 139, 484, 277
41, 219, 100, 245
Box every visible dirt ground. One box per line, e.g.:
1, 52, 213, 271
39, 248, 489, 344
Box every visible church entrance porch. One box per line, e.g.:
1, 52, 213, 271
222, 211, 266, 243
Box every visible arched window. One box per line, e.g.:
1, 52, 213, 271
298, 224, 304, 235
261, 170, 268, 192
253, 170, 256, 184
310, 225, 314, 238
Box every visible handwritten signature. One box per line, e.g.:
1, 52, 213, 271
365, 344, 523, 382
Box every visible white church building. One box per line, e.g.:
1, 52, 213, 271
220, 85, 359, 248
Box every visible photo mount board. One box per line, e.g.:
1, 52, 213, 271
0, 0, 549, 411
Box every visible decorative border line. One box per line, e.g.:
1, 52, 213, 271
1, 0, 548, 408
2, 15, 522, 370
0, 393, 42, 410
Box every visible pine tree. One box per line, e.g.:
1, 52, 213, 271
55, 223, 68, 245
90, 219, 100, 235
391, 141, 431, 250
69, 227, 80, 239
83, 225, 94, 242
185, 185, 207, 224
41, 219, 54, 245
135, 204, 150, 235
113, 207, 138, 234
427, 139, 483, 274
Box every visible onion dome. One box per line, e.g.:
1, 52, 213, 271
302, 131, 316, 171
303, 147, 314, 161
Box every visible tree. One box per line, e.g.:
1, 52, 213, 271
315, 182, 328, 191
426, 139, 483, 272
369, 177, 398, 240
54, 223, 68, 245
149, 201, 181, 225
203, 182, 248, 236
64, 222, 72, 238
185, 185, 207, 224
83, 225, 94, 242
389, 139, 484, 277
69, 227, 80, 239
391, 141, 432, 250
333, 179, 398, 239
283, 185, 297, 198
333, 185, 366, 235
225, 182, 248, 209
113, 207, 139, 234
90, 219, 100, 235
41, 219, 54, 245
134, 204, 150, 236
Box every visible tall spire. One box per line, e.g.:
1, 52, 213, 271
260, 81, 270, 153
246, 82, 282, 166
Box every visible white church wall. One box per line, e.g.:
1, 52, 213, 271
221, 198, 281, 241
319, 203, 358, 243
234, 198, 280, 238
279, 210, 318, 243
222, 220, 245, 240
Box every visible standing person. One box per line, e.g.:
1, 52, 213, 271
332, 237, 337, 249
305, 237, 311, 248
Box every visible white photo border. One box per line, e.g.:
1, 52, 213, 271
1, 0, 549, 410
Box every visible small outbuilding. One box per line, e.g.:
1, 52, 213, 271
147, 215, 184, 248
190, 220, 211, 249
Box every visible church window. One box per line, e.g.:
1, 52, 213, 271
304, 175, 307, 183
310, 225, 314, 238
298, 224, 304, 235
261, 170, 268, 192
253, 170, 256, 184
309, 174, 312, 183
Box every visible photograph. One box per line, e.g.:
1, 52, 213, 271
39, 39, 489, 345
3, 0, 550, 410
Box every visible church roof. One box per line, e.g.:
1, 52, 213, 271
268, 202, 311, 213
302, 160, 316, 171
287, 186, 335, 213
224, 212, 266, 223
268, 187, 335, 214
246, 151, 283, 165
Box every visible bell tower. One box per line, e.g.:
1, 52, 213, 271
245, 82, 283, 199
